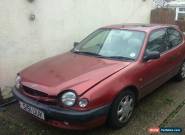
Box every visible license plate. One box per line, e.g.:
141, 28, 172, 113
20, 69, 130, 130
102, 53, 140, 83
19, 101, 45, 120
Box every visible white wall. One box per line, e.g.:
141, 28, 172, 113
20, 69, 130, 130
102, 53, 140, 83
0, 0, 153, 88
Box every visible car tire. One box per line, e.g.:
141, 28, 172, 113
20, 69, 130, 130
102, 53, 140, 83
175, 61, 185, 81
107, 90, 136, 129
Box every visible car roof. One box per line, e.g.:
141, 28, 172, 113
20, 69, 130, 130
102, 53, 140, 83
102, 23, 178, 32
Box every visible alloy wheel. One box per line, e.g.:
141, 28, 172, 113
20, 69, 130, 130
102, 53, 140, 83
181, 62, 185, 79
117, 95, 134, 123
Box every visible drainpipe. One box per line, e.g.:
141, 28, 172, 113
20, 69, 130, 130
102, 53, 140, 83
175, 7, 178, 21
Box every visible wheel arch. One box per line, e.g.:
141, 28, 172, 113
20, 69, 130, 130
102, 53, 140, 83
125, 85, 139, 100
106, 85, 139, 127
112, 85, 139, 104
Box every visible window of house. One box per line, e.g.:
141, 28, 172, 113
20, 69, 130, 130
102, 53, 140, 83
178, 13, 185, 21
176, 7, 185, 21
179, 8, 185, 12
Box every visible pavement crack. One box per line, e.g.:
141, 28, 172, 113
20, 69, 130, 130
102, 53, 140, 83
160, 99, 185, 127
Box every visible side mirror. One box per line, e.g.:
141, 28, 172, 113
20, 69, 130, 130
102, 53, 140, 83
143, 51, 160, 62
74, 42, 79, 48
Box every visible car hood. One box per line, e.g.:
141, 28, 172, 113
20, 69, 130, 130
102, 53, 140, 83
20, 52, 131, 96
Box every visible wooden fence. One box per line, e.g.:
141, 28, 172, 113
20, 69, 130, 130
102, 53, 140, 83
151, 8, 185, 32
150, 8, 176, 24
175, 21, 185, 32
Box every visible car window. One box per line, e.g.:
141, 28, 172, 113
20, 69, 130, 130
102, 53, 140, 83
74, 29, 145, 60
166, 28, 183, 48
146, 28, 168, 54
79, 30, 110, 53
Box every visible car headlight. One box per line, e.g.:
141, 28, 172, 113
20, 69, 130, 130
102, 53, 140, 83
60, 91, 77, 106
15, 75, 21, 89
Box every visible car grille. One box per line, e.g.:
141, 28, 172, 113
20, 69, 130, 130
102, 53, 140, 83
22, 86, 48, 97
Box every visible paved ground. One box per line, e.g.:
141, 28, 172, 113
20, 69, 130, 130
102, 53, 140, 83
0, 79, 185, 135
164, 101, 185, 135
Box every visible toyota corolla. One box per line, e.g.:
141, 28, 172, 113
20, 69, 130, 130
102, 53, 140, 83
13, 24, 185, 130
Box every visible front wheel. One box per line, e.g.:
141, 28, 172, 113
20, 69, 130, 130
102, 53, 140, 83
107, 90, 136, 129
175, 61, 185, 81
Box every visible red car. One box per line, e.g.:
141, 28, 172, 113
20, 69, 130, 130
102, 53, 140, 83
13, 24, 185, 130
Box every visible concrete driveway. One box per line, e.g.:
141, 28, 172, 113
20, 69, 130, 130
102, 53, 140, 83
0, 79, 185, 135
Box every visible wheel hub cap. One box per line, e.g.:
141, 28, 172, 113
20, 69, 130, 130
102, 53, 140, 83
117, 95, 134, 123
181, 62, 185, 78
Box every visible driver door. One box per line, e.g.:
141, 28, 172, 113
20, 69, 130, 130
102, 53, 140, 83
139, 28, 174, 97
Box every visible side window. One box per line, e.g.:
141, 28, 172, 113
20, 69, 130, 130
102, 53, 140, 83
146, 29, 168, 54
167, 28, 183, 48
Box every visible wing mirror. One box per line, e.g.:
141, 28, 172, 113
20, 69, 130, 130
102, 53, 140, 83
143, 51, 160, 62
74, 42, 79, 48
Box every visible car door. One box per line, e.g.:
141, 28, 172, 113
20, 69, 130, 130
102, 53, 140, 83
139, 28, 176, 97
165, 27, 184, 75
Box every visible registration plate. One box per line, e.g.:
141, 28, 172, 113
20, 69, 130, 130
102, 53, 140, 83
19, 101, 45, 120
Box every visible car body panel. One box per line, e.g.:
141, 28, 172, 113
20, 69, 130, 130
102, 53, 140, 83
20, 52, 131, 96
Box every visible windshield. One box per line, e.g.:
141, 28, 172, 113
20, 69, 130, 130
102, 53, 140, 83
73, 29, 146, 61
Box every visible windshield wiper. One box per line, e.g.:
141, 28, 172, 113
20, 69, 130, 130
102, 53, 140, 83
73, 51, 134, 61
73, 51, 104, 57
104, 56, 135, 61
